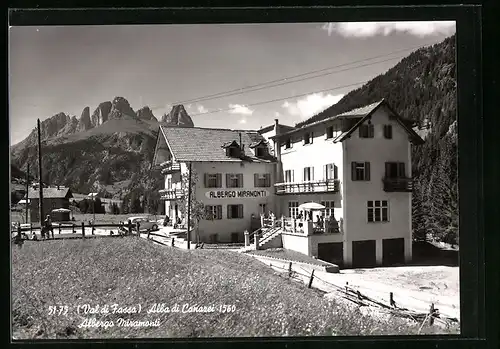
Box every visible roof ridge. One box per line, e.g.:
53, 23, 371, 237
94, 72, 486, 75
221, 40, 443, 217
161, 125, 260, 133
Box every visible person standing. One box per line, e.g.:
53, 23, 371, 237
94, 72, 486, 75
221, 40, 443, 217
44, 215, 54, 239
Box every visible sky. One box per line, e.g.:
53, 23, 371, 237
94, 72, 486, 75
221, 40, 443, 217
8, 21, 455, 145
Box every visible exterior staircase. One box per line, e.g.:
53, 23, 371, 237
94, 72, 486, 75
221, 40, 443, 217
258, 226, 283, 249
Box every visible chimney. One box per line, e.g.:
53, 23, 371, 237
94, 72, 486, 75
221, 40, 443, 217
274, 119, 279, 134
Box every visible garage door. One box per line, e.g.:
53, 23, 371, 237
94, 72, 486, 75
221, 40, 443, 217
382, 238, 405, 266
352, 240, 376, 268
317, 242, 343, 266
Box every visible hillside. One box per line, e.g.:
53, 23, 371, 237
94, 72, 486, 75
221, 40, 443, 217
298, 34, 457, 243
10, 99, 194, 205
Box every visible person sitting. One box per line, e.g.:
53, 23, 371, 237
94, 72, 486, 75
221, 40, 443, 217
163, 215, 170, 227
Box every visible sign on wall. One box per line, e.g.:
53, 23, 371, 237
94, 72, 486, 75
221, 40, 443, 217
205, 189, 269, 199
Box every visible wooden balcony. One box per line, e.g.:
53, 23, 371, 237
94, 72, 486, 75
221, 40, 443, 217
383, 177, 413, 192
160, 161, 181, 174
275, 179, 340, 195
159, 189, 184, 201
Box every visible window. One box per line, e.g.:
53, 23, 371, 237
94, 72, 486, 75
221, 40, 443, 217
384, 125, 393, 139
288, 201, 299, 218
303, 132, 313, 145
326, 124, 341, 139
351, 162, 371, 181
367, 200, 389, 222
226, 173, 243, 188
385, 162, 405, 178
227, 146, 241, 157
255, 146, 268, 157
324, 163, 338, 180
284, 170, 294, 183
320, 201, 335, 217
254, 173, 271, 187
167, 177, 172, 189
359, 124, 374, 138
51, 201, 56, 209
303, 167, 314, 181
284, 138, 292, 149
204, 173, 222, 188
205, 205, 222, 220
326, 126, 334, 139
259, 203, 267, 215
227, 204, 243, 219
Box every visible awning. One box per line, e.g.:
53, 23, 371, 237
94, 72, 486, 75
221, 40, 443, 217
52, 208, 71, 213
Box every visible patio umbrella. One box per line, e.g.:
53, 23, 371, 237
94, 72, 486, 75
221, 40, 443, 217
52, 208, 71, 213
298, 202, 325, 211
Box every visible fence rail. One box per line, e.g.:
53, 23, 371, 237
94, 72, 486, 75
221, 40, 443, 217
11, 220, 154, 242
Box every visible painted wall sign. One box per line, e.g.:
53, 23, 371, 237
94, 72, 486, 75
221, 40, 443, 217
205, 189, 269, 199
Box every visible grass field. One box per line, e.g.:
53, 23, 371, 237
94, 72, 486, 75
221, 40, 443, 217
11, 238, 455, 339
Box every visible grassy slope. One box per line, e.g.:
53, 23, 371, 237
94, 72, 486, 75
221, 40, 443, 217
11, 238, 455, 339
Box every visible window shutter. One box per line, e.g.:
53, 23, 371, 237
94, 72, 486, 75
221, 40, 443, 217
254, 173, 258, 187
227, 205, 231, 219
351, 162, 356, 181
365, 162, 371, 181
334, 165, 338, 179
369, 125, 374, 138
385, 162, 391, 178
226, 174, 231, 188
303, 168, 306, 181
238, 204, 243, 218
217, 173, 222, 188
291, 170, 294, 182
204, 173, 208, 187
398, 163, 406, 177
238, 174, 243, 187
324, 164, 328, 180
265, 173, 270, 187
311, 167, 315, 180
217, 205, 222, 219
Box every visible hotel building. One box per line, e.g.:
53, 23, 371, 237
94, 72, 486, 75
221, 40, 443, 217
152, 99, 424, 268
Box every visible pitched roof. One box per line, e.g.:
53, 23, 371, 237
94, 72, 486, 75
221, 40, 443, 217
258, 123, 296, 134
25, 187, 73, 199
159, 126, 276, 162
272, 99, 424, 145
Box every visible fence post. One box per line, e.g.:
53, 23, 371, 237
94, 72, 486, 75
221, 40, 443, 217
390, 292, 395, 307
128, 220, 132, 236
308, 269, 315, 288
136, 222, 141, 236
147, 229, 151, 240
244, 230, 249, 247
254, 231, 260, 250
91, 222, 95, 235
81, 222, 85, 239
171, 238, 175, 247
260, 214, 264, 227
30, 223, 33, 235
428, 303, 435, 326
288, 262, 292, 277
72, 224, 75, 234
59, 223, 61, 234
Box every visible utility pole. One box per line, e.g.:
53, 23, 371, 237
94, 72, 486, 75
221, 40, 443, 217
25, 164, 29, 224
37, 119, 44, 224
186, 162, 192, 250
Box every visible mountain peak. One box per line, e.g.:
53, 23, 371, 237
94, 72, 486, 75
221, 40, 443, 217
136, 106, 157, 121
109, 97, 135, 119
161, 104, 194, 127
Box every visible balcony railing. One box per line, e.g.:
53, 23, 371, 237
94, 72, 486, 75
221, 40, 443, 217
383, 177, 413, 192
159, 189, 184, 201
275, 179, 340, 195
160, 161, 181, 174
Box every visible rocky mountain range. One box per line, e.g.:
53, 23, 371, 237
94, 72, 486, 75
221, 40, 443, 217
10, 98, 195, 201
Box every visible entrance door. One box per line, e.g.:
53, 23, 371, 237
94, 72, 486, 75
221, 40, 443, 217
318, 242, 343, 266
259, 203, 267, 215
174, 204, 179, 219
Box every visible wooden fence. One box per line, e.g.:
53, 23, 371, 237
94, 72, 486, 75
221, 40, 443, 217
11, 221, 149, 242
